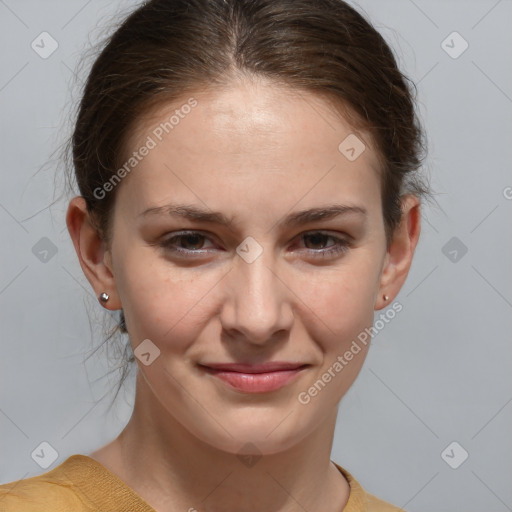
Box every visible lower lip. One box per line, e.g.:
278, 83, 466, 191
203, 367, 307, 393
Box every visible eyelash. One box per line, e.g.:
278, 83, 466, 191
159, 230, 351, 259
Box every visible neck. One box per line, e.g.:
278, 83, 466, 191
92, 372, 350, 512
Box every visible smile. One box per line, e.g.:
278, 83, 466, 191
199, 363, 310, 393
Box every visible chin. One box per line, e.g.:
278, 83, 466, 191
190, 412, 313, 458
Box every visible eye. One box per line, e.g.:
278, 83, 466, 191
297, 231, 351, 258
159, 231, 216, 257
157, 230, 351, 260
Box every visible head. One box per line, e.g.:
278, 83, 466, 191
66, 0, 427, 455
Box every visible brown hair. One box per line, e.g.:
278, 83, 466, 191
65, 0, 429, 404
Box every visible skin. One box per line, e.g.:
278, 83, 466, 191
66, 76, 420, 512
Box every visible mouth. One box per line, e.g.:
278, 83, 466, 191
198, 362, 310, 393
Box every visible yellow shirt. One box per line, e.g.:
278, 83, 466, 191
0, 455, 405, 511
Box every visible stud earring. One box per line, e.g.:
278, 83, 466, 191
99, 292, 110, 304
383, 294, 389, 301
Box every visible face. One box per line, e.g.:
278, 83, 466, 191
87, 78, 404, 455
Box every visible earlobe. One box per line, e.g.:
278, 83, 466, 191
375, 195, 421, 310
66, 196, 121, 310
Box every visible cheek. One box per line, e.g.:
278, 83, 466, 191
114, 247, 222, 345
295, 264, 380, 400
114, 235, 383, 354
298, 258, 381, 339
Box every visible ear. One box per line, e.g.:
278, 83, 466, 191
66, 196, 122, 310
375, 194, 421, 310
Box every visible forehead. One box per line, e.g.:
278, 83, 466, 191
125, 77, 380, 159
115, 78, 382, 216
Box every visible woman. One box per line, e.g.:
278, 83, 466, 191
0, 0, 428, 510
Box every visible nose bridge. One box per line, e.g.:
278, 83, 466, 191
224, 239, 292, 342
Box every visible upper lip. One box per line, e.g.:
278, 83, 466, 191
199, 362, 309, 374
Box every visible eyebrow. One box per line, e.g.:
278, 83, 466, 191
138, 202, 367, 228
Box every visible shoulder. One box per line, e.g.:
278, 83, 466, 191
362, 491, 406, 512
333, 462, 406, 512
0, 456, 95, 512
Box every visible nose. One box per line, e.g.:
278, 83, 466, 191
219, 245, 294, 346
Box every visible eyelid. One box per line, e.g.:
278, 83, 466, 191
161, 230, 217, 250
294, 231, 351, 256
158, 229, 352, 259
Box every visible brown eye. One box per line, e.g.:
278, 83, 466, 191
303, 232, 332, 250
298, 231, 351, 259
159, 231, 216, 256
173, 233, 206, 250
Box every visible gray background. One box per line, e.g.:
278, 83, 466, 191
1, 0, 511, 510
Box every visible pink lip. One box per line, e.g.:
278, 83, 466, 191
199, 362, 309, 393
